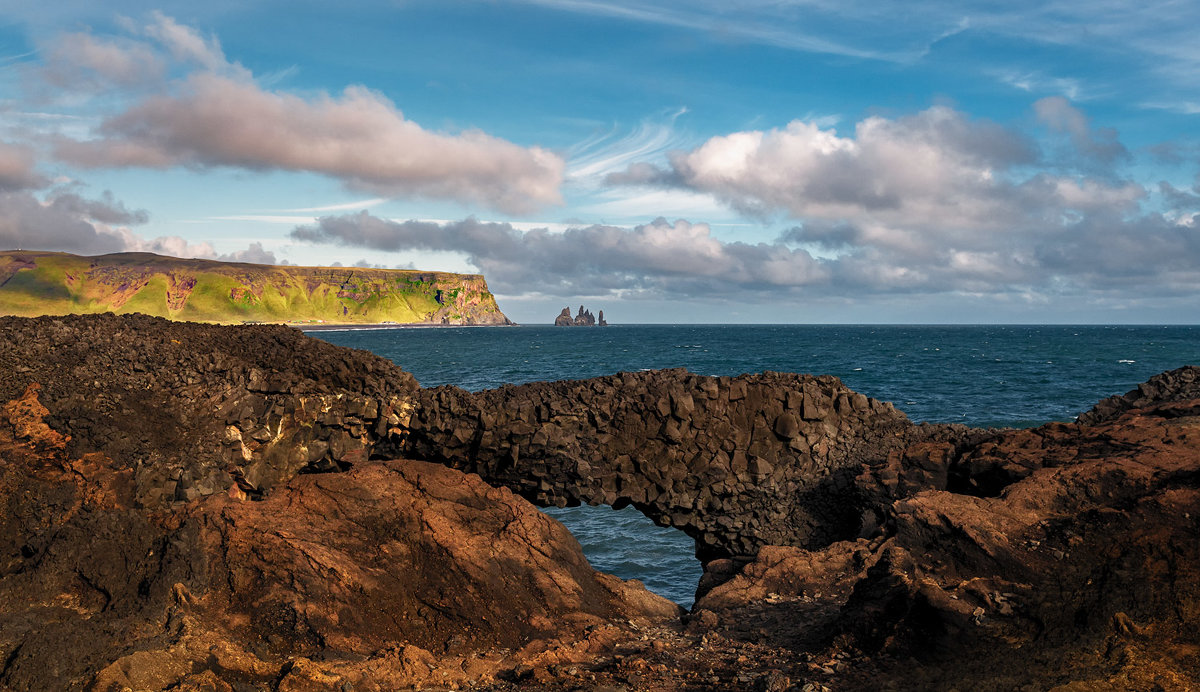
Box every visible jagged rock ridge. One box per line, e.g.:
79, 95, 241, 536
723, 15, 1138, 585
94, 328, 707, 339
555, 304, 607, 326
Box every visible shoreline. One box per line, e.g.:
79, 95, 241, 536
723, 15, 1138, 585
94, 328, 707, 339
293, 321, 519, 332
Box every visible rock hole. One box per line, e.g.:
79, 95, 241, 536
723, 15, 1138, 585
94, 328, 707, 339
541, 504, 703, 608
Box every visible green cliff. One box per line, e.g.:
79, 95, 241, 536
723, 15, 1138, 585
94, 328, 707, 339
0, 251, 512, 326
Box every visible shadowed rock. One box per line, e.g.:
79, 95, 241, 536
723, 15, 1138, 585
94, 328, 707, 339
0, 314, 1197, 689
0, 383, 678, 690
687, 375, 1200, 689
402, 369, 955, 560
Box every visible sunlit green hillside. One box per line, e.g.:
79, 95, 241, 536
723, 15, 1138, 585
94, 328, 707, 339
0, 251, 511, 325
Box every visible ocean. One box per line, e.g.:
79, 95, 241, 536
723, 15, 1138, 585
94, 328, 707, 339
312, 324, 1199, 607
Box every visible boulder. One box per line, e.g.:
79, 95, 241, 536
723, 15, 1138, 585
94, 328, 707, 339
0, 384, 678, 690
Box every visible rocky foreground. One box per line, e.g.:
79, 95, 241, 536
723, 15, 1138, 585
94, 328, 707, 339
0, 314, 1198, 690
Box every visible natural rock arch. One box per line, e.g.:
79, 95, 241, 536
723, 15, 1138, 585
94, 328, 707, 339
401, 368, 938, 560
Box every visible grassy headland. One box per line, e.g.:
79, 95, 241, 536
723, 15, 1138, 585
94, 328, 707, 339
0, 251, 511, 325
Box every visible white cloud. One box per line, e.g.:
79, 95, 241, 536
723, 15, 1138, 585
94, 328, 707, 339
38, 15, 565, 215
0, 142, 47, 191
142, 10, 229, 72
1034, 96, 1128, 164
566, 107, 690, 186
290, 213, 829, 296
40, 32, 165, 89
280, 197, 388, 213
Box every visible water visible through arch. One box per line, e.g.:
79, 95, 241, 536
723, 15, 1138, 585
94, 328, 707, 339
542, 504, 703, 608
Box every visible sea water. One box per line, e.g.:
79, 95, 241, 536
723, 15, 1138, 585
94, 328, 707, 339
312, 324, 1199, 606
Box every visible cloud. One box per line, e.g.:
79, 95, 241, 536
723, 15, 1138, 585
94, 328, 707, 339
44, 190, 149, 225
218, 241, 277, 265
0, 182, 277, 265
142, 10, 228, 72
40, 32, 165, 90
1160, 177, 1200, 207
280, 101, 1200, 302
614, 106, 1044, 231
289, 207, 1200, 302
995, 70, 1083, 100
0, 190, 130, 254
290, 213, 829, 296
566, 108, 689, 186
41, 15, 564, 214
0, 142, 48, 191
1034, 96, 1128, 165
53, 73, 564, 214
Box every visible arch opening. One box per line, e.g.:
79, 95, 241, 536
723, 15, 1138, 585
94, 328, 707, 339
542, 504, 703, 609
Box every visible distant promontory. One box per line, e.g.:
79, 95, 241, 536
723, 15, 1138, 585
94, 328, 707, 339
0, 250, 512, 326
555, 305, 607, 326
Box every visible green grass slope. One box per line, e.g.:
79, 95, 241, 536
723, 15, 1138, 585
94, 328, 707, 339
0, 251, 512, 326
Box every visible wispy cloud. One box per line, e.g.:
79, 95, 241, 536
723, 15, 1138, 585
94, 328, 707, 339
1140, 101, 1200, 115
514, 0, 1200, 106
995, 70, 1085, 101
280, 197, 388, 213
515, 0, 912, 61
566, 107, 690, 186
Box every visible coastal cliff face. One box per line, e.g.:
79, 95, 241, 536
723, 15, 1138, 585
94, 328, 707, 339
0, 313, 1197, 690
0, 250, 512, 325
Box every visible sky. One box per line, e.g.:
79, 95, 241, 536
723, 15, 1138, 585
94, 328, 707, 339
1, 0, 1199, 324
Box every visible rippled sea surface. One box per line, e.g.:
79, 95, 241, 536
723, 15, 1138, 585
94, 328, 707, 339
313, 324, 1199, 606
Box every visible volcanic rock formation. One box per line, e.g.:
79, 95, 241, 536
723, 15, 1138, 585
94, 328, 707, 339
554, 305, 605, 326
0, 378, 678, 690
405, 369, 956, 560
0, 313, 1197, 689
688, 373, 1200, 689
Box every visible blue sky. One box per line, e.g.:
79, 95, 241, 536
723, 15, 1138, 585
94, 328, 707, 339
2, 0, 1199, 323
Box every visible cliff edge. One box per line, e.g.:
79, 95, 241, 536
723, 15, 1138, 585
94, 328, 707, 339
0, 250, 512, 325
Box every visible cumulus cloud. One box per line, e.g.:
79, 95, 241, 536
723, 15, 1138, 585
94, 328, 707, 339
0, 184, 276, 265
618, 106, 1046, 232
44, 190, 149, 225
1160, 176, 1200, 212
0, 190, 130, 254
219, 242, 278, 265
289, 208, 1200, 300
586, 104, 1200, 298
55, 74, 564, 213
40, 32, 166, 90
41, 15, 564, 214
1034, 96, 1128, 165
282, 99, 1200, 302
290, 213, 828, 296
0, 143, 49, 191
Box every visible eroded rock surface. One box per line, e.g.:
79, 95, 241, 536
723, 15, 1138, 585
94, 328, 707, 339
405, 369, 945, 559
0, 313, 420, 506
687, 381, 1200, 690
0, 383, 678, 690
1, 314, 1197, 690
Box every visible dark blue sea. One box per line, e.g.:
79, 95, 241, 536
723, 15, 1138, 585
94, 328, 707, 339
312, 324, 1199, 607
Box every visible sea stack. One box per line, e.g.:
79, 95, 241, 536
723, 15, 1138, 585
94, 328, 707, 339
554, 305, 607, 326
